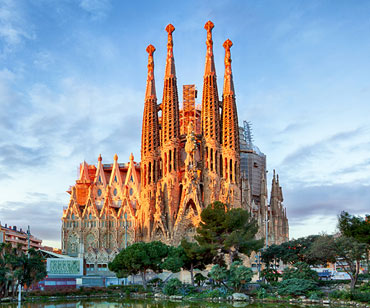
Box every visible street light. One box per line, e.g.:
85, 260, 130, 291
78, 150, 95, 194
124, 212, 128, 286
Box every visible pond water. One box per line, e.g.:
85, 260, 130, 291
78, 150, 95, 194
0, 299, 326, 308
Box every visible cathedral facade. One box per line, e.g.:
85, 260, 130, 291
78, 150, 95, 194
61, 22, 288, 273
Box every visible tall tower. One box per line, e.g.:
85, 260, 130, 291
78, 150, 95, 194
220, 39, 241, 207
140, 44, 160, 239
201, 21, 221, 206
160, 24, 180, 234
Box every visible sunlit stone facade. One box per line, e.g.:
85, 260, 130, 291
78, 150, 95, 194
61, 22, 289, 271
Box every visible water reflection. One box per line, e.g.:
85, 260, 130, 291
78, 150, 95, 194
0, 299, 311, 308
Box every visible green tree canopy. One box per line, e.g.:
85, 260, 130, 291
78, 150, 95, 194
109, 241, 169, 289
338, 211, 370, 245
162, 239, 213, 286
195, 201, 263, 264
308, 234, 367, 289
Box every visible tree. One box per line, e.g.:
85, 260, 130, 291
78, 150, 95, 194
338, 211, 370, 270
282, 262, 319, 281
195, 201, 263, 264
208, 261, 253, 292
309, 234, 367, 289
109, 241, 169, 289
16, 248, 47, 291
338, 211, 370, 245
228, 261, 253, 292
162, 239, 213, 286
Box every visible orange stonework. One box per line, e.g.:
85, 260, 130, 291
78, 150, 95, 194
61, 22, 289, 271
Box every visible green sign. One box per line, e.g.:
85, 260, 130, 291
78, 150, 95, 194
47, 258, 82, 276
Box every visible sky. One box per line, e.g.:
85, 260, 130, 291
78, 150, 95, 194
0, 0, 369, 248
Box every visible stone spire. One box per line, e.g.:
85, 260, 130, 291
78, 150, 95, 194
221, 39, 239, 154
141, 45, 160, 188
222, 39, 235, 96
204, 20, 216, 76
164, 24, 176, 78
161, 24, 180, 145
141, 45, 160, 158
145, 44, 157, 100
202, 20, 220, 144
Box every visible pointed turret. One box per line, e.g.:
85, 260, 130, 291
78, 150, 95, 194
202, 20, 221, 145
141, 45, 160, 188
145, 45, 157, 100
161, 24, 180, 146
221, 39, 240, 184
94, 154, 107, 186
270, 170, 278, 200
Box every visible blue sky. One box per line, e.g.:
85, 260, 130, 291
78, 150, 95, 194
0, 0, 369, 247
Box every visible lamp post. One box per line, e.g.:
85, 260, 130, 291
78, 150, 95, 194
124, 212, 128, 285
27, 225, 30, 259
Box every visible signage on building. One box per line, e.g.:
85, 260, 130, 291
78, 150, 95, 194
47, 258, 83, 276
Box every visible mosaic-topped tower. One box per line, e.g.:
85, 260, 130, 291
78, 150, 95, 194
61, 22, 289, 274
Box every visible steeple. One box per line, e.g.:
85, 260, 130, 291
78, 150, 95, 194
204, 21, 216, 76
161, 24, 180, 145
221, 39, 239, 154
202, 20, 221, 144
141, 45, 160, 189
141, 44, 160, 159
145, 44, 156, 100
222, 39, 235, 96
164, 24, 176, 78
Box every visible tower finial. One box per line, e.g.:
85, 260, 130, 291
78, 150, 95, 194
145, 44, 156, 100
164, 24, 176, 78
98, 154, 102, 162
223, 39, 234, 95
204, 21, 216, 75
114, 153, 118, 162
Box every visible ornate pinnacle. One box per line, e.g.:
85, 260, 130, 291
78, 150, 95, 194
223, 39, 233, 74
165, 24, 175, 48
146, 44, 155, 56
145, 44, 156, 100
114, 153, 118, 161
222, 39, 234, 95
98, 154, 102, 162
204, 20, 214, 34
164, 24, 176, 78
204, 20, 215, 76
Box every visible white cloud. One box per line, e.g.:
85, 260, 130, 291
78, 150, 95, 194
79, 0, 111, 20
0, 0, 35, 54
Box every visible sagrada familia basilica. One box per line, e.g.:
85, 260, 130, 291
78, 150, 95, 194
61, 22, 289, 272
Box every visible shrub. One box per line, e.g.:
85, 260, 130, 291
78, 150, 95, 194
261, 268, 281, 284
163, 278, 182, 296
277, 278, 318, 296
195, 287, 230, 298
179, 284, 198, 296
307, 290, 324, 300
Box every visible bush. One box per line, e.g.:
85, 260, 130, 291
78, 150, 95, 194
179, 284, 198, 296
194, 287, 230, 298
329, 289, 370, 303
163, 278, 182, 296
261, 268, 281, 284
277, 278, 318, 297
307, 290, 324, 300
329, 290, 352, 300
